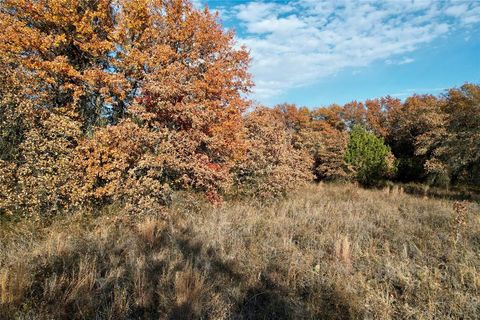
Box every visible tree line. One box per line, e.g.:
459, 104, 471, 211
1, 0, 479, 217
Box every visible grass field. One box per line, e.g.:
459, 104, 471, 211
1, 183, 479, 319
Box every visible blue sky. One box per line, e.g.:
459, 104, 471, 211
195, 0, 480, 107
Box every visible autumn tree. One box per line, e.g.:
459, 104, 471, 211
273, 101, 351, 184
419, 84, 480, 186
311, 104, 346, 131
365, 96, 402, 139
388, 95, 445, 183
273, 103, 312, 149
0, 47, 84, 215
0, 0, 125, 214
69, 120, 177, 213
305, 106, 351, 180
0, 0, 252, 214
274, 103, 312, 132
341, 101, 366, 129
121, 0, 252, 200
71, 0, 252, 207
313, 127, 351, 181
232, 107, 313, 198
273, 104, 351, 181
0, 0, 127, 131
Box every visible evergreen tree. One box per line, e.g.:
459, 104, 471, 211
345, 125, 395, 186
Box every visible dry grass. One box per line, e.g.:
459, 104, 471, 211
1, 183, 479, 319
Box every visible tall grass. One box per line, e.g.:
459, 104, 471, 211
1, 184, 479, 319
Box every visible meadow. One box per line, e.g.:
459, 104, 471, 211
1, 183, 479, 319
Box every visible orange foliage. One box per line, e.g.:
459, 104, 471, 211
365, 96, 402, 139
0, 0, 252, 214
313, 126, 351, 181
275, 104, 351, 181
70, 120, 175, 213
232, 107, 314, 198
0, 0, 125, 129
121, 0, 252, 201
16, 112, 83, 215
1, 0, 479, 217
310, 104, 345, 131
342, 101, 366, 129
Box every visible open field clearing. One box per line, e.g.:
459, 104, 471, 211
1, 183, 479, 319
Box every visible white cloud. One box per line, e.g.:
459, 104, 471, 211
445, 4, 469, 17
398, 57, 415, 65
217, 0, 480, 103
235, 2, 295, 23
385, 57, 415, 65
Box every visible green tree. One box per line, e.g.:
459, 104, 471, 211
345, 125, 395, 186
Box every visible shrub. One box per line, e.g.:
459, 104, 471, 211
345, 125, 396, 186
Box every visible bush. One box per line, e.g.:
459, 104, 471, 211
345, 125, 396, 186
70, 120, 164, 211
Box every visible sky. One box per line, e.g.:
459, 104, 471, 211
194, 0, 480, 107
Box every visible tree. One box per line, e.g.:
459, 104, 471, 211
232, 107, 313, 198
312, 104, 346, 131
16, 113, 82, 215
118, 0, 252, 200
345, 125, 395, 186
0, 0, 252, 214
0, 0, 126, 215
274, 103, 311, 133
313, 126, 351, 181
386, 94, 445, 182
365, 96, 402, 139
273, 104, 351, 181
341, 101, 366, 129
0, 0, 125, 131
308, 106, 351, 181
70, 120, 174, 213
273, 103, 312, 149
420, 84, 480, 186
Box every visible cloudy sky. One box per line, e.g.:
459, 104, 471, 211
196, 0, 480, 107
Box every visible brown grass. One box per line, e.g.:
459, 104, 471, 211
1, 183, 479, 319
